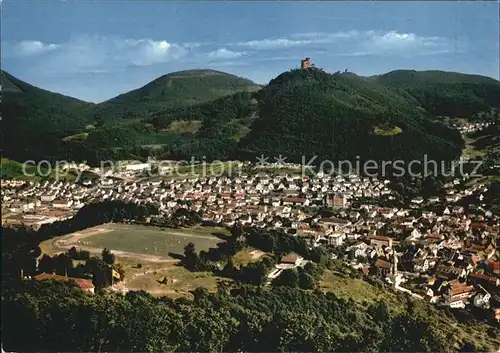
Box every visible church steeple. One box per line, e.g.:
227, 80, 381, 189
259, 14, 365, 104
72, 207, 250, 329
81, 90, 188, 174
392, 247, 398, 276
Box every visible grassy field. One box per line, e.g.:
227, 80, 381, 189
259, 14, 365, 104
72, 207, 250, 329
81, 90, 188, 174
40, 223, 231, 297
320, 269, 403, 310
462, 127, 500, 160
1, 158, 78, 181
119, 259, 228, 298
40, 224, 229, 261
232, 248, 268, 267
166, 120, 202, 134
84, 224, 228, 258
462, 134, 486, 159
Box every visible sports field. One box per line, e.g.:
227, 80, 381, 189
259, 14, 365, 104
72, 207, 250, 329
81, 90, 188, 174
49, 223, 229, 261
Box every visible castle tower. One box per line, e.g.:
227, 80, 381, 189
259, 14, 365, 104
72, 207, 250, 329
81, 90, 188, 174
300, 57, 311, 69
392, 247, 398, 276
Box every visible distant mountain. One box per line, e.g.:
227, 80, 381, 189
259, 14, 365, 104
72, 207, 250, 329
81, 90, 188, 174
1, 70, 95, 162
95, 69, 261, 121
373, 70, 500, 117
373, 69, 499, 85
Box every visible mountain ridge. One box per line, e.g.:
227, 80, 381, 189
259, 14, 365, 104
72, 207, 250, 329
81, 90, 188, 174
3, 68, 498, 103
3, 68, 499, 166
94, 69, 261, 121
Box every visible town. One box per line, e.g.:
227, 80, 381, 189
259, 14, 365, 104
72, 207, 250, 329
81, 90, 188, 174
2, 160, 499, 323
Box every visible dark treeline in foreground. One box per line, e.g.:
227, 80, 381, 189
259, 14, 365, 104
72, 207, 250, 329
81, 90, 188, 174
2, 278, 489, 353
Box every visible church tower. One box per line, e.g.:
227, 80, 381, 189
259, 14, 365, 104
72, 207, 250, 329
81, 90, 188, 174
392, 247, 398, 276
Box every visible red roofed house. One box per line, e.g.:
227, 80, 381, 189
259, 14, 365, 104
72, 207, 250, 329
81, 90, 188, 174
279, 254, 304, 269
375, 259, 394, 276
33, 273, 95, 294
370, 235, 393, 249
486, 260, 500, 275
468, 273, 500, 287
445, 283, 475, 302
470, 222, 487, 230
282, 197, 309, 207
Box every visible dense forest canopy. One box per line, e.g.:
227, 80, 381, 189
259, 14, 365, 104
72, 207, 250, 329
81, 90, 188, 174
3, 279, 480, 353
238, 68, 466, 164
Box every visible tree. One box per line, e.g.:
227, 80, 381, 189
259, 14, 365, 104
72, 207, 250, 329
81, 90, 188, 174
183, 242, 200, 271
298, 272, 316, 289
272, 269, 299, 288
459, 341, 479, 352
222, 258, 237, 278
85, 257, 111, 288
38, 254, 55, 274
54, 253, 73, 276
68, 246, 78, 259
369, 264, 380, 277
230, 225, 243, 238
239, 261, 268, 286
101, 248, 116, 265
94, 112, 104, 128
368, 301, 390, 322
383, 312, 448, 352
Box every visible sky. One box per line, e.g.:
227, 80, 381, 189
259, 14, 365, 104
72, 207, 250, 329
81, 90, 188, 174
1, 1, 499, 103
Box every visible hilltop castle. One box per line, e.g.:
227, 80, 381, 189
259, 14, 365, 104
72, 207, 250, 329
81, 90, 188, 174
300, 57, 311, 69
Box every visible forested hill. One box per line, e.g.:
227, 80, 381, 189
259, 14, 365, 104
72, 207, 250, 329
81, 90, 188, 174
94, 69, 261, 121
235, 68, 466, 164
1, 70, 96, 162
373, 70, 500, 117
3, 68, 500, 166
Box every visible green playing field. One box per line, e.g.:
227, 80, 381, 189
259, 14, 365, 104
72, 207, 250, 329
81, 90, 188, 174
85, 224, 228, 259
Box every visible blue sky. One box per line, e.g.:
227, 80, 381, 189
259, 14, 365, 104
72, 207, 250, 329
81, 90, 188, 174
2, 1, 499, 103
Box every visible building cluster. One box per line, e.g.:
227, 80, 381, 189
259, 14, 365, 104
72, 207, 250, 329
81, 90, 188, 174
336, 182, 499, 321
2, 173, 391, 229
2, 179, 86, 227
2, 170, 499, 321
454, 121, 492, 134
344, 201, 499, 320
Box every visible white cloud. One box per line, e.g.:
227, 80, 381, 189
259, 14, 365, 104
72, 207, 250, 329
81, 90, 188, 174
361, 30, 455, 56
18, 35, 191, 74
7, 40, 60, 57
234, 31, 359, 49
235, 38, 310, 49
233, 30, 457, 56
120, 38, 187, 66
16, 36, 251, 75
207, 48, 245, 60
